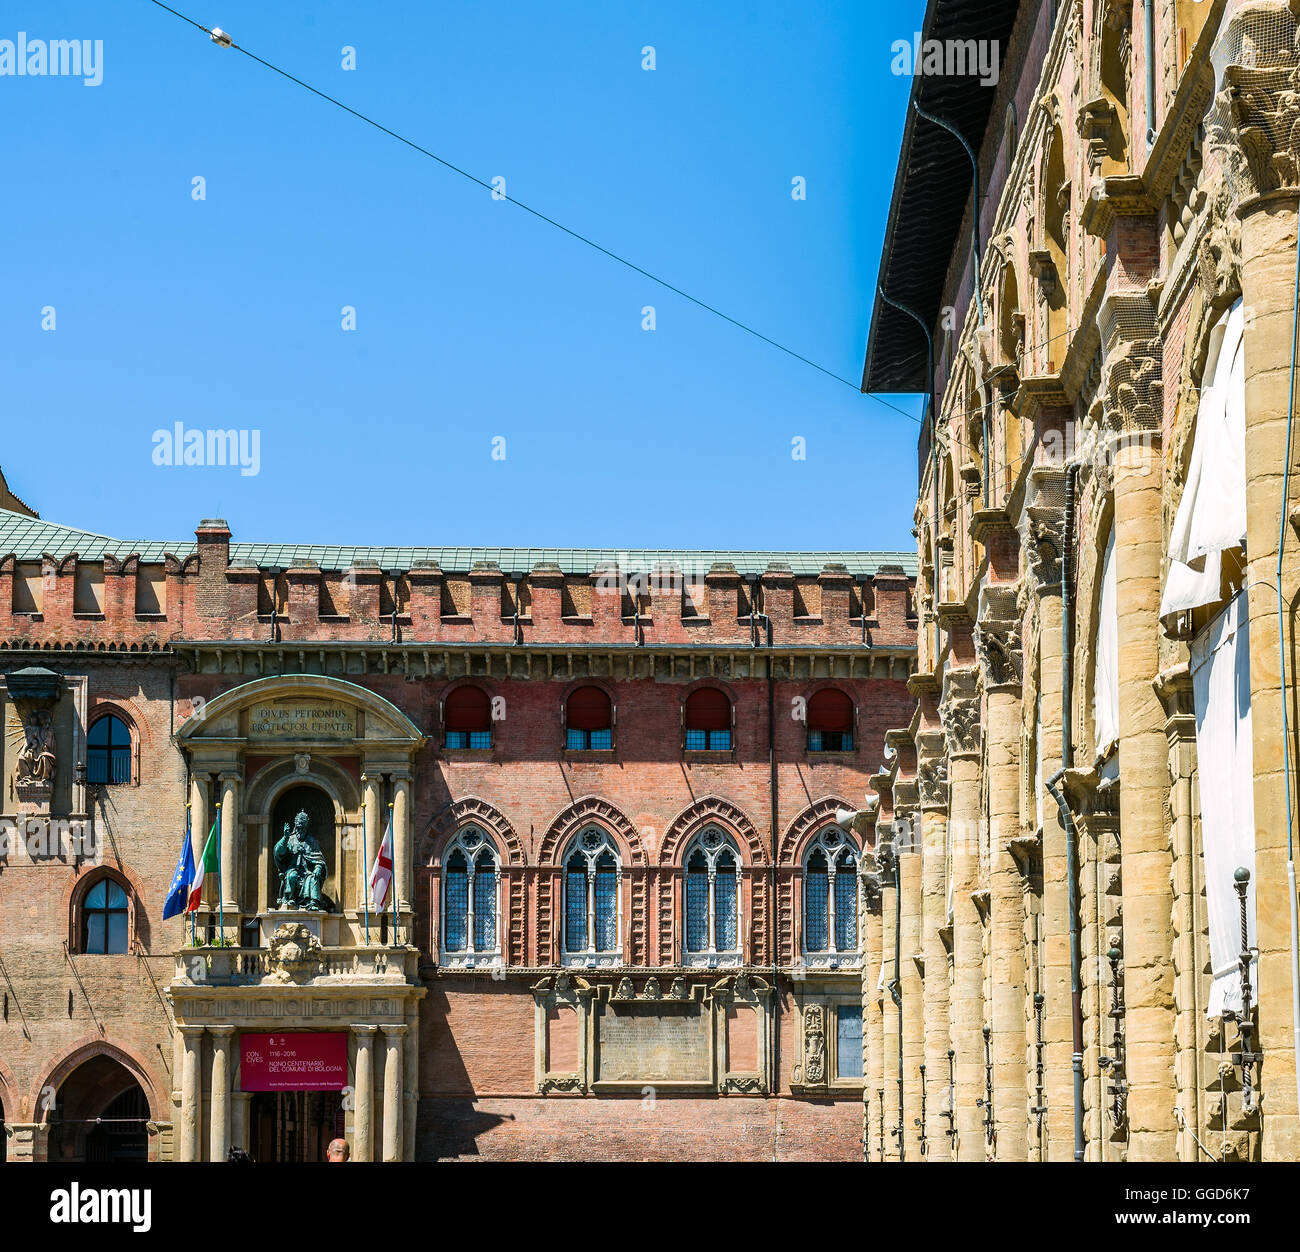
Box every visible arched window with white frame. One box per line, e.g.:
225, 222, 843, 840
441, 826, 501, 967
802, 827, 859, 967
563, 827, 621, 966
683, 826, 741, 967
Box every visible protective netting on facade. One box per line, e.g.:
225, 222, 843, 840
1206, 1, 1300, 202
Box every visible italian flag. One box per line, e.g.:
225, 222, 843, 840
188, 818, 219, 913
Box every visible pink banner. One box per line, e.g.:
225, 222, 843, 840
240, 1032, 348, 1091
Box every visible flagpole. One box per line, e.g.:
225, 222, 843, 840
389, 801, 398, 947
186, 802, 195, 947
361, 801, 371, 946
215, 800, 223, 945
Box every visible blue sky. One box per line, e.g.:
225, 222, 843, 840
3, 0, 926, 553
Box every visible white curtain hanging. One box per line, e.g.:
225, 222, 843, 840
1160, 299, 1247, 625
1093, 526, 1120, 759
1193, 592, 1257, 1018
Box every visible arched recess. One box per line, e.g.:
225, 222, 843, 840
1034, 119, 1070, 372
34, 1038, 161, 1125
421, 796, 525, 866
538, 796, 645, 867
659, 796, 763, 867
779, 796, 854, 866
244, 756, 361, 913
36, 1043, 157, 1164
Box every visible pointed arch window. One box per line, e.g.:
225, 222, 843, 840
563, 827, 622, 965
441, 826, 501, 966
683, 826, 741, 966
803, 828, 859, 966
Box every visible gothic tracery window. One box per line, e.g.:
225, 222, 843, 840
442, 826, 500, 965
803, 828, 859, 965
683, 826, 740, 966
563, 827, 621, 964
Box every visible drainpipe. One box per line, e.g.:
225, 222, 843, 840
749, 576, 779, 1115
1042, 459, 1086, 1160
1278, 178, 1300, 1115
1141, 1, 1156, 148
878, 288, 939, 663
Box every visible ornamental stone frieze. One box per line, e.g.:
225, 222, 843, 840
1019, 469, 1068, 593
939, 667, 982, 760
916, 729, 950, 812
974, 587, 1023, 693
1206, 3, 1300, 200
1098, 289, 1164, 434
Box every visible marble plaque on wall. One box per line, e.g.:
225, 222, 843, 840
248, 701, 356, 741
594, 1001, 712, 1085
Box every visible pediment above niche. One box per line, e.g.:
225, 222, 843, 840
177, 675, 424, 750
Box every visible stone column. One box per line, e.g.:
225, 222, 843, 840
938, 668, 985, 1159
392, 771, 413, 916
1225, 61, 1300, 1153
949, 752, 983, 1160
189, 772, 208, 865
980, 612, 1028, 1159
352, 1025, 377, 1162
380, 1024, 406, 1161
179, 1025, 204, 1162
919, 803, 950, 1161
361, 773, 381, 917
863, 888, 884, 1160
231, 1092, 251, 1155
898, 830, 924, 1162
879, 851, 901, 1160
1109, 413, 1176, 1159
208, 1026, 234, 1162
218, 772, 240, 921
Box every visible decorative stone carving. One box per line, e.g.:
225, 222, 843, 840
266, 922, 325, 985
940, 668, 982, 759
801, 1003, 827, 1085
293, 752, 311, 774
8, 666, 62, 804
642, 977, 662, 1001
1196, 173, 1243, 302
667, 978, 688, 1001
612, 976, 635, 1000
975, 619, 1023, 691
1206, 6, 1300, 199
1021, 505, 1067, 591
915, 725, 949, 811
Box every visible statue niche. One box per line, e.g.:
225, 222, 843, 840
271, 785, 337, 913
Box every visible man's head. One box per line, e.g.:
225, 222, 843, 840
326, 1137, 350, 1163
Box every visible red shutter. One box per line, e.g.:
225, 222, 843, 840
807, 688, 853, 733
684, 687, 730, 731
445, 685, 491, 732
566, 685, 611, 731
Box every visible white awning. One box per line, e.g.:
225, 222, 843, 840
1094, 525, 1119, 758
1160, 299, 1247, 625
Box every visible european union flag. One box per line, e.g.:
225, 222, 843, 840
163, 827, 195, 920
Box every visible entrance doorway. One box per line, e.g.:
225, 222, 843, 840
46, 1055, 150, 1163
249, 1091, 344, 1162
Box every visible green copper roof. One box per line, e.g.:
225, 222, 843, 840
0, 509, 917, 578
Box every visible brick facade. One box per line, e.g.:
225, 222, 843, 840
0, 506, 915, 1162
